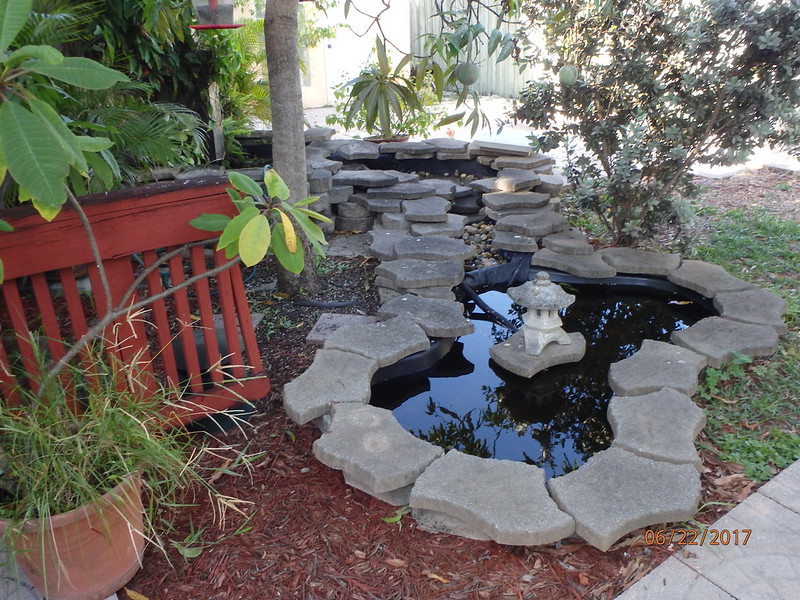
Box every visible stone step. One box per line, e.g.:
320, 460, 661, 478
283, 349, 379, 424
410, 214, 467, 238
367, 182, 437, 200
393, 236, 478, 261
409, 450, 575, 546
547, 447, 701, 551
608, 388, 706, 468
712, 288, 788, 333
668, 260, 756, 298
599, 247, 682, 275
492, 230, 539, 253
322, 315, 430, 367
531, 248, 617, 278
378, 295, 474, 338
496, 168, 542, 192
467, 140, 533, 157
541, 229, 594, 255
378, 141, 435, 155
332, 169, 399, 188
492, 154, 555, 170
671, 316, 780, 369
608, 339, 708, 397
482, 191, 551, 212
369, 228, 412, 260
314, 404, 444, 505
489, 331, 586, 378
375, 258, 465, 289
495, 210, 569, 238
401, 196, 451, 222
331, 139, 381, 160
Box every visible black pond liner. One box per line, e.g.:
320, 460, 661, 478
370, 257, 717, 479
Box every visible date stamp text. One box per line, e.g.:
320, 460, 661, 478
644, 528, 751, 546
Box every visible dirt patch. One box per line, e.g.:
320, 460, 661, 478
125, 171, 783, 600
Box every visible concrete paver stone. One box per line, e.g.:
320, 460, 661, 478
313, 404, 444, 495
492, 230, 539, 253
608, 339, 708, 396
712, 288, 789, 334
401, 196, 451, 222
532, 248, 617, 278
367, 182, 437, 200
393, 236, 478, 261
495, 168, 542, 192
668, 260, 756, 298
671, 316, 780, 368
608, 388, 706, 468
322, 315, 430, 367
378, 295, 474, 338
599, 247, 682, 276
305, 313, 378, 346
541, 229, 594, 255
757, 460, 800, 513
547, 447, 701, 551
482, 191, 551, 212
495, 210, 570, 238
332, 169, 399, 188
410, 214, 467, 238
375, 259, 465, 289
283, 349, 379, 424
614, 558, 735, 600
490, 331, 586, 378
409, 450, 575, 546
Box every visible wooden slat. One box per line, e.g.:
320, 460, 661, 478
2, 281, 39, 391
190, 245, 224, 385
30, 273, 65, 362
214, 254, 244, 378
143, 250, 181, 386
229, 261, 264, 374
58, 267, 89, 342
0, 331, 21, 405
168, 254, 203, 394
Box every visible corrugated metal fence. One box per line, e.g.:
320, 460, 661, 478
409, 0, 531, 98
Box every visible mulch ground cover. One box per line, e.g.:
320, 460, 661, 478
126, 250, 757, 600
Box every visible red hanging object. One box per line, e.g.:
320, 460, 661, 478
189, 0, 244, 30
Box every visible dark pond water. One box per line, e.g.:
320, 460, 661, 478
370, 283, 712, 479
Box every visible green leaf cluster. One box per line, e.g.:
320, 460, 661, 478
190, 170, 330, 273
512, 0, 800, 244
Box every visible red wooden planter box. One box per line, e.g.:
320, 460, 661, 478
0, 177, 270, 424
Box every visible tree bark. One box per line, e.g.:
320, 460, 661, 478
264, 0, 325, 296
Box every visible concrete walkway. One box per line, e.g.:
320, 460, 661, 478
615, 459, 800, 600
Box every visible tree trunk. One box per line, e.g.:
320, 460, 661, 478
264, 0, 325, 296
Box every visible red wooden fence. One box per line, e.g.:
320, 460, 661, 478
0, 177, 270, 424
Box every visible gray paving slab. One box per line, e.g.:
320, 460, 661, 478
424, 138, 469, 152
671, 316, 780, 368
490, 331, 586, 378
419, 178, 458, 199
495, 210, 570, 237
532, 248, 617, 278
384, 285, 456, 301
308, 168, 333, 193
375, 258, 464, 289
322, 315, 430, 367
369, 228, 412, 260
335, 215, 374, 232
674, 493, 800, 600
409, 450, 575, 546
599, 247, 682, 276
482, 191, 551, 212
327, 185, 353, 204
378, 295, 474, 338
401, 196, 451, 222
378, 141, 435, 155
410, 214, 467, 238
608, 339, 708, 396
393, 236, 478, 261
495, 168, 542, 192
713, 288, 789, 334
541, 229, 594, 255
437, 150, 471, 160
668, 260, 756, 298
382, 169, 421, 183
305, 313, 379, 346
608, 388, 705, 467
313, 404, 444, 495
534, 173, 566, 196
336, 201, 371, 218
614, 557, 735, 600
326, 232, 372, 257
467, 140, 533, 157
547, 447, 701, 551
470, 177, 499, 193
306, 155, 342, 173
757, 460, 800, 513
380, 212, 410, 230
492, 230, 539, 253
363, 196, 405, 213
332, 139, 381, 160
332, 169, 399, 188
367, 182, 437, 200
492, 154, 554, 170
283, 349, 379, 424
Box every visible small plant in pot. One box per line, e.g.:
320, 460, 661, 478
325, 37, 446, 142
0, 342, 250, 600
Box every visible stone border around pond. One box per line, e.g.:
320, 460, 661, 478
281, 137, 788, 552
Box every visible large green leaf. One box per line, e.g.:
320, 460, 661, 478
24, 57, 129, 90
190, 213, 232, 232
0, 102, 68, 215
217, 206, 259, 250
0, 0, 32, 55
228, 171, 263, 198
238, 214, 271, 267
28, 97, 88, 174
271, 223, 304, 274
75, 136, 114, 152
4, 45, 64, 68
0, 219, 13, 232
263, 169, 290, 201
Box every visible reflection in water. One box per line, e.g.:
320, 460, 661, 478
371, 285, 711, 479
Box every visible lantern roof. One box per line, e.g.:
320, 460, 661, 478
507, 272, 575, 311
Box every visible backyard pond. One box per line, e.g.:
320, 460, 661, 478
371, 278, 714, 478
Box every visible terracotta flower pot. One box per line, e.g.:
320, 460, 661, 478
0, 473, 145, 600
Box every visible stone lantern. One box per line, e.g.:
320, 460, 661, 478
489, 272, 586, 378
507, 272, 574, 356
